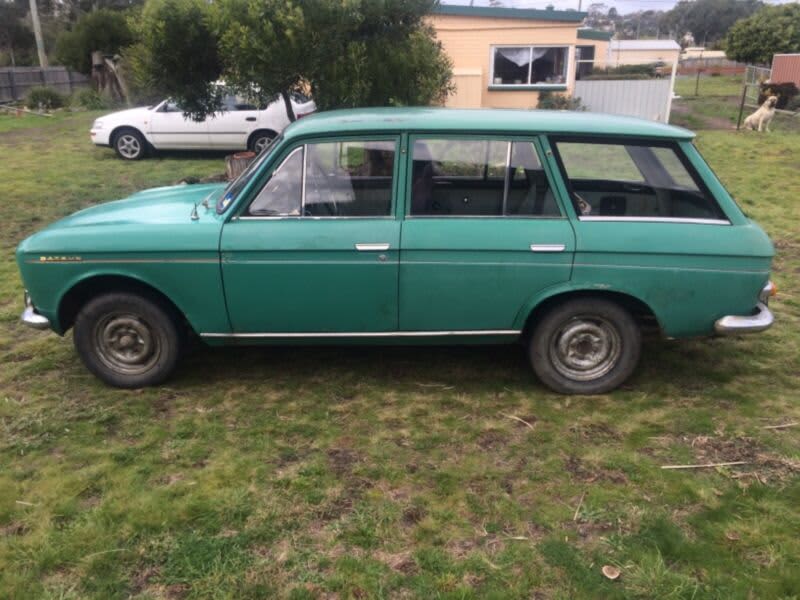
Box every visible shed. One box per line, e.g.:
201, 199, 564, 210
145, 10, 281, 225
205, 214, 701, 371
771, 54, 800, 87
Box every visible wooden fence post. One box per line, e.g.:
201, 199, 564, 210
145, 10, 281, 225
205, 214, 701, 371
736, 83, 748, 130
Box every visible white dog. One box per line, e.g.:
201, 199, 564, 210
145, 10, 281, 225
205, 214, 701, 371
743, 95, 778, 132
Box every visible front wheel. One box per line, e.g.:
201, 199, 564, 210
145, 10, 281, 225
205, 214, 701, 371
113, 128, 147, 160
529, 298, 641, 394
73, 292, 183, 388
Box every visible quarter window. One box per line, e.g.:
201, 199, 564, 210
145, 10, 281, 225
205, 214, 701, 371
492, 46, 569, 87
247, 139, 396, 217
553, 140, 726, 221
410, 139, 561, 217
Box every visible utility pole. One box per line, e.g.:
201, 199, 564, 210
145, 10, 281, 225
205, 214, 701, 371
29, 0, 48, 68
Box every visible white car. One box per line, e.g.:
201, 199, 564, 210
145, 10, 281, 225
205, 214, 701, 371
90, 91, 316, 160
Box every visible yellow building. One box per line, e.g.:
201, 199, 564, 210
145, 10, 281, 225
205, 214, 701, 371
429, 5, 588, 109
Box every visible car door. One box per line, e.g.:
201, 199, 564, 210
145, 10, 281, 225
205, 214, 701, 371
206, 93, 259, 150
220, 136, 402, 334
148, 101, 210, 149
399, 135, 575, 332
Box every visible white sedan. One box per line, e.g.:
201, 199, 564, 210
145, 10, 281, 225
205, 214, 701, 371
90, 91, 316, 160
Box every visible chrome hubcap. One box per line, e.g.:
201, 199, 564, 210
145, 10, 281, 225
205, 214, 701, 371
254, 135, 273, 153
549, 316, 621, 381
94, 314, 160, 375
117, 134, 141, 158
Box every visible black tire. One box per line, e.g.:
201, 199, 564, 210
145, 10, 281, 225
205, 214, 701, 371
113, 128, 147, 160
248, 130, 276, 154
529, 298, 641, 395
73, 292, 183, 388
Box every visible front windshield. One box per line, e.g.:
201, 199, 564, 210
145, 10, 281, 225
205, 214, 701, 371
216, 135, 283, 214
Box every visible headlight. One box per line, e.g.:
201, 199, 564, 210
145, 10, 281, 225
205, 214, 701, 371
92, 120, 104, 129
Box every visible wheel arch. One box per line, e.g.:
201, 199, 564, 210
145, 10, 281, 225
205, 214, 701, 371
57, 273, 190, 335
516, 286, 663, 339
246, 128, 279, 151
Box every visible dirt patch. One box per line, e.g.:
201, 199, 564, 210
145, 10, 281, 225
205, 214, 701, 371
401, 505, 427, 527
569, 422, 621, 442
687, 435, 799, 484
326, 448, 360, 476
477, 429, 507, 450
317, 477, 373, 521
1, 521, 28, 536
564, 455, 628, 484
373, 549, 418, 574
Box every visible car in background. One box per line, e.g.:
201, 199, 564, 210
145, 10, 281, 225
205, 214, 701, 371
90, 90, 316, 160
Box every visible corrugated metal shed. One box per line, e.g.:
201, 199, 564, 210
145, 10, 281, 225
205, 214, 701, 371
771, 54, 800, 86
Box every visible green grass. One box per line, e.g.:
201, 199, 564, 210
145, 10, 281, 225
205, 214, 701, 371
1, 111, 799, 599
671, 74, 800, 133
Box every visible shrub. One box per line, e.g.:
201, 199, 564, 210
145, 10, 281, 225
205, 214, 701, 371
72, 88, 111, 110
55, 9, 135, 75
537, 91, 585, 111
758, 82, 799, 110
786, 95, 800, 113
26, 87, 66, 110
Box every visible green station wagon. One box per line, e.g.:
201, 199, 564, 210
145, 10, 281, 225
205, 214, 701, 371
16, 108, 777, 394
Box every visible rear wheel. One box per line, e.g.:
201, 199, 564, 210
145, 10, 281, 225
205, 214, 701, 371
73, 292, 183, 388
529, 298, 641, 394
249, 130, 275, 154
113, 128, 146, 160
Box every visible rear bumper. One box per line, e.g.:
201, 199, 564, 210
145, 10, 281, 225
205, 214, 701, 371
714, 282, 775, 335
21, 291, 51, 331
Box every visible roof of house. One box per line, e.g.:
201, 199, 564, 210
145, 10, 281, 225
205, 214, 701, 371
577, 28, 614, 41
610, 40, 681, 51
433, 4, 587, 23
285, 107, 694, 140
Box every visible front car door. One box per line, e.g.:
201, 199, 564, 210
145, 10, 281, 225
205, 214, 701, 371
148, 101, 210, 149
220, 136, 402, 334
399, 135, 576, 333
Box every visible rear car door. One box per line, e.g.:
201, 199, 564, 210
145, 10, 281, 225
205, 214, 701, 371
206, 93, 259, 150
399, 136, 576, 332
220, 136, 402, 334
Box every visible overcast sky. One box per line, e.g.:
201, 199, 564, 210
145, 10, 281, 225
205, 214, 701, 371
442, 0, 796, 15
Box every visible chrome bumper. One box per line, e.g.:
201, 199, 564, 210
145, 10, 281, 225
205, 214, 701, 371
21, 291, 51, 330
714, 282, 775, 335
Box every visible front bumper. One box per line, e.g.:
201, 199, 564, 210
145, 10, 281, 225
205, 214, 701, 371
714, 282, 775, 335
21, 291, 51, 331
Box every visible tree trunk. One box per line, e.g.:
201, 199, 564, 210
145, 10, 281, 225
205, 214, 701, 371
225, 152, 256, 180
281, 90, 296, 122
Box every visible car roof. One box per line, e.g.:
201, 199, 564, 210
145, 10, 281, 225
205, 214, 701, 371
284, 107, 695, 141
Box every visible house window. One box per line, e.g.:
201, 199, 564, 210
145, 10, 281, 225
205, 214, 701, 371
575, 46, 595, 80
491, 46, 569, 87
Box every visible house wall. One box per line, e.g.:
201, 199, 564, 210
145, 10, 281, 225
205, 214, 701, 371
428, 14, 580, 109
608, 48, 680, 66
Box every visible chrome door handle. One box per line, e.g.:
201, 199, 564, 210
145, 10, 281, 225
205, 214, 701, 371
530, 244, 566, 252
355, 243, 390, 251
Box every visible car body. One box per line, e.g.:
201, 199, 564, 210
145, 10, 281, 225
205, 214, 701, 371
90, 91, 316, 159
19, 108, 776, 393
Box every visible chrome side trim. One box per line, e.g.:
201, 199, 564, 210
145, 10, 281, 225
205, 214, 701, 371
21, 291, 51, 331
355, 243, 390, 251
714, 302, 774, 335
200, 329, 521, 339
578, 216, 730, 225
530, 244, 566, 252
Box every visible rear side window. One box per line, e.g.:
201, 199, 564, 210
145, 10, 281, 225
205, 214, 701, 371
553, 139, 726, 221
410, 139, 561, 217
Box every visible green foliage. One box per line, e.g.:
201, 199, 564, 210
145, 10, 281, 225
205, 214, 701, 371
25, 86, 66, 109
662, 0, 762, 46
759, 82, 799, 110
0, 3, 35, 67
134, 0, 453, 118
726, 3, 800, 65
71, 88, 112, 110
130, 0, 223, 120
537, 91, 585, 111
54, 9, 135, 75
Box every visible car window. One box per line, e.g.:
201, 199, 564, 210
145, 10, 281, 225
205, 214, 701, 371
410, 139, 561, 217
553, 139, 726, 220
221, 94, 258, 111
247, 139, 396, 217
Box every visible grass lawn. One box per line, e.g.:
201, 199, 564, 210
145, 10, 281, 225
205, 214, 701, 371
1, 110, 799, 599
671, 74, 800, 133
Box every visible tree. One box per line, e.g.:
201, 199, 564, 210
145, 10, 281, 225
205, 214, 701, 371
726, 3, 800, 65
0, 2, 35, 66
133, 0, 454, 120
663, 0, 762, 46
55, 9, 135, 74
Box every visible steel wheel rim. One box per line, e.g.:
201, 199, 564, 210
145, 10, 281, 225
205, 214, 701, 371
549, 315, 622, 382
117, 134, 141, 158
254, 135, 273, 154
94, 312, 161, 375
